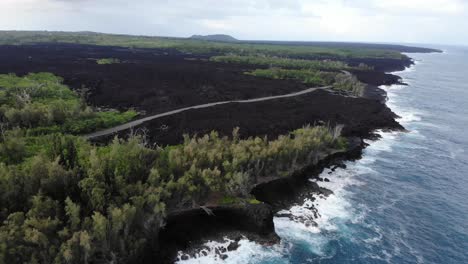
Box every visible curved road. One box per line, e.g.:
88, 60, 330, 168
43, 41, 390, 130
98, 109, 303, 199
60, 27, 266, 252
84, 85, 332, 139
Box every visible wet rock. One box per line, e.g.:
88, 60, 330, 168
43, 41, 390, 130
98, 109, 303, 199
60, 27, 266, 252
156, 203, 278, 263
319, 187, 334, 196
227, 241, 239, 251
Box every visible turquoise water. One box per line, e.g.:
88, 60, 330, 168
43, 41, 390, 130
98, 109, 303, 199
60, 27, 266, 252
178, 46, 468, 264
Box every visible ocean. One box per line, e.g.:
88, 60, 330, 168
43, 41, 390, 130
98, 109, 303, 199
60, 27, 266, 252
178, 46, 468, 264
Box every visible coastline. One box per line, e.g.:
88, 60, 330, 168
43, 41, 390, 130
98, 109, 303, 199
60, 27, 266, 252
160, 62, 417, 263
0, 41, 433, 263
157, 139, 364, 263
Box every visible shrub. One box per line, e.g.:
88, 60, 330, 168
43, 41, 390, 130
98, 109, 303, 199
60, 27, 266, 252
246, 68, 333, 87
333, 73, 366, 96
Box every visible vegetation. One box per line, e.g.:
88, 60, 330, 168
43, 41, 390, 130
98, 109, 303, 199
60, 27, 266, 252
211, 55, 373, 71
0, 72, 137, 163
246, 68, 366, 95
96, 58, 120, 65
0, 122, 346, 263
0, 73, 136, 134
0, 31, 408, 60
211, 55, 369, 95
333, 73, 366, 96
247, 68, 335, 87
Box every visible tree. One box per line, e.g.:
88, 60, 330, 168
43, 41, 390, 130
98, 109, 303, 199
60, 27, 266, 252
65, 198, 81, 231
0, 129, 26, 164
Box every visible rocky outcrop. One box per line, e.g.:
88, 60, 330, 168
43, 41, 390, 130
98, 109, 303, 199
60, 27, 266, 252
152, 204, 278, 263
151, 137, 365, 263
252, 137, 364, 209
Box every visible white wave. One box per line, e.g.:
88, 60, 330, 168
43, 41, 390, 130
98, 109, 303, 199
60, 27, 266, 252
384, 88, 423, 126
404, 129, 426, 140
363, 226, 384, 245
363, 132, 399, 154
389, 64, 416, 75
397, 111, 422, 124
359, 156, 376, 165
274, 217, 327, 256
176, 237, 286, 264
277, 163, 372, 241
383, 84, 405, 91
402, 66, 415, 73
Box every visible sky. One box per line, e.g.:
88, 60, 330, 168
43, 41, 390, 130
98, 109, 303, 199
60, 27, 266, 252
0, 0, 467, 45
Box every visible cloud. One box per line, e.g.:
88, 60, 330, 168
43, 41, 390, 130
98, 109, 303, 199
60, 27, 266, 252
372, 0, 466, 15
0, 0, 467, 45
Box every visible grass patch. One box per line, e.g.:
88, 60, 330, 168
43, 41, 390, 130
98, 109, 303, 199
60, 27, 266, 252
249, 199, 262, 204
96, 58, 120, 65
246, 68, 366, 95
246, 68, 335, 87
220, 196, 242, 205
211, 55, 372, 71
220, 196, 262, 205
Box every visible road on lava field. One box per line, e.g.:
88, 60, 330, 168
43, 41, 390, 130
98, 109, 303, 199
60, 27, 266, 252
84, 85, 331, 139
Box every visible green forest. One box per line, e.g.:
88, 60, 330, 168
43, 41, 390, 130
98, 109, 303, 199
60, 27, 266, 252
0, 127, 346, 263
0, 71, 347, 263
0, 73, 136, 163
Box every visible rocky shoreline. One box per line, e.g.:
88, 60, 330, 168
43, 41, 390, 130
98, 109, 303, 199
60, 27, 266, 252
151, 65, 411, 263
153, 135, 391, 263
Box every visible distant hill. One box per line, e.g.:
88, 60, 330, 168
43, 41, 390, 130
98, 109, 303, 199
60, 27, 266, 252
190, 34, 238, 42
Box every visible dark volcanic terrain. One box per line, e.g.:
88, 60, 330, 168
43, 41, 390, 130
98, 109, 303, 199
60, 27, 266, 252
0, 43, 406, 146
0, 44, 307, 115
100, 90, 402, 146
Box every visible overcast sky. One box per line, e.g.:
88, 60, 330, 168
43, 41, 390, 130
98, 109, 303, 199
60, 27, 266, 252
1, 0, 467, 45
